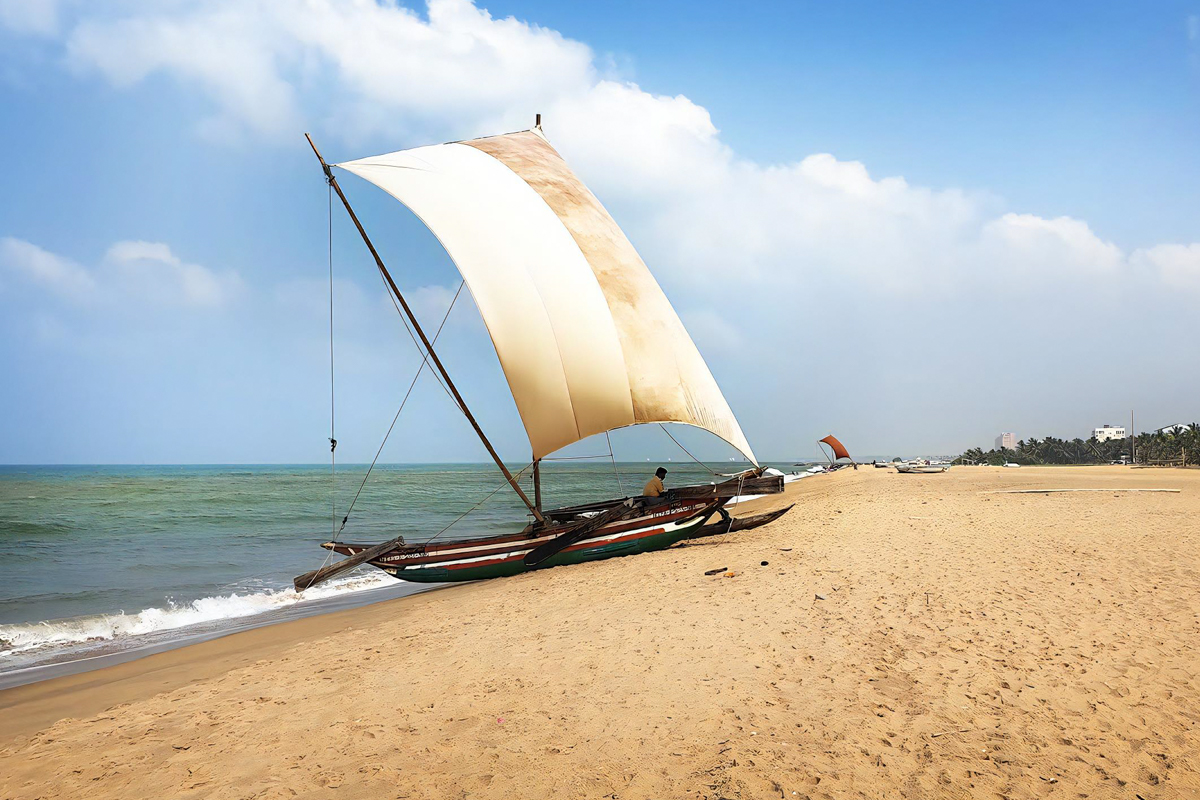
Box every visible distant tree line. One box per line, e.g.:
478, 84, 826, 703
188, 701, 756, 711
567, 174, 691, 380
953, 424, 1199, 466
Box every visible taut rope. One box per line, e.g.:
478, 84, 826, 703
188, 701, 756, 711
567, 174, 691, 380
327, 183, 338, 542
658, 423, 721, 476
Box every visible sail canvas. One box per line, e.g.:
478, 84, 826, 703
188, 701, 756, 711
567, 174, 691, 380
338, 127, 755, 463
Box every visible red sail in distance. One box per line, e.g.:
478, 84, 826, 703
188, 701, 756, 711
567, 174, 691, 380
819, 435, 852, 461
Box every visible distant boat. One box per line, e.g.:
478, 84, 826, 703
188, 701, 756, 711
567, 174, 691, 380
896, 464, 948, 473
294, 121, 790, 589
895, 459, 949, 474
816, 434, 859, 471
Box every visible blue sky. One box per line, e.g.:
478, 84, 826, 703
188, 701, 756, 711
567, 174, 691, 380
1, 0, 1198, 464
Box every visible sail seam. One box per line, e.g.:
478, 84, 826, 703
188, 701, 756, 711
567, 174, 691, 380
462, 145, 605, 450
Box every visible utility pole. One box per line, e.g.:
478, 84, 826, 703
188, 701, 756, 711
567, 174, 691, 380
1130, 409, 1135, 464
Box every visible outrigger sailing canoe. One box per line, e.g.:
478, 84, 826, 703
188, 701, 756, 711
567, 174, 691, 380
294, 118, 789, 590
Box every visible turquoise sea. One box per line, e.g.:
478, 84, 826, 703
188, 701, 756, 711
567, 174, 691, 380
0, 462, 790, 686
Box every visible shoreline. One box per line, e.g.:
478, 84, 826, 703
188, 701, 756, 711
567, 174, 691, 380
3, 466, 1198, 798
0, 471, 810, 691
0, 577, 436, 692
0, 580, 467, 740
0, 481, 806, 736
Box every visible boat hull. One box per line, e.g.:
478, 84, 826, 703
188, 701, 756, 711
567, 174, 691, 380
324, 500, 719, 583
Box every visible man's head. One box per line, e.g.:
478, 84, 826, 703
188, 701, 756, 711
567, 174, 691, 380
655, 467, 667, 479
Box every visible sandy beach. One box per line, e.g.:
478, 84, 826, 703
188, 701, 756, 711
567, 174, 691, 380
2, 465, 1198, 799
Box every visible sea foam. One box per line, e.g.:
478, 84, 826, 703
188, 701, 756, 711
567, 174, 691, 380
0, 570, 398, 657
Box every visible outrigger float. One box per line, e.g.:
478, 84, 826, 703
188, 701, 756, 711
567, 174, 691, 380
294, 118, 792, 590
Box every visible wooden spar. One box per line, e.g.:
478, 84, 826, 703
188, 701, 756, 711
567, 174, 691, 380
305, 133, 543, 523
533, 459, 542, 512
523, 498, 646, 567
294, 534, 404, 591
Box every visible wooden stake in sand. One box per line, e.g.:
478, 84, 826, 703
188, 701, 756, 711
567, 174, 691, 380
982, 488, 1180, 495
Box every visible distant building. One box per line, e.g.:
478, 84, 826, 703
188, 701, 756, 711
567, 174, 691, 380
1156, 423, 1189, 435
1093, 424, 1126, 442
995, 432, 1016, 450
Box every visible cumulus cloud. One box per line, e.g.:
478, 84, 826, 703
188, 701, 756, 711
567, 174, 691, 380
6, 0, 1196, 301
979, 214, 1123, 277
1132, 243, 1200, 292
2, 0, 1198, 459
0, 237, 97, 300
0, 237, 241, 308
103, 240, 241, 307
61, 0, 593, 141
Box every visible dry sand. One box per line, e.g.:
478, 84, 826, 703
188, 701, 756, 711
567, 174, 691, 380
2, 466, 1199, 799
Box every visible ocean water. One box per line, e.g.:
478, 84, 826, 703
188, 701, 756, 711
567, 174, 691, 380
0, 462, 781, 685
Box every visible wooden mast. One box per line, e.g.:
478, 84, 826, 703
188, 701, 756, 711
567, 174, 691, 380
533, 459, 542, 512
305, 133, 544, 523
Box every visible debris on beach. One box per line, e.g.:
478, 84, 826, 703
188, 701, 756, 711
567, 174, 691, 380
815, 593, 827, 601
705, 567, 727, 575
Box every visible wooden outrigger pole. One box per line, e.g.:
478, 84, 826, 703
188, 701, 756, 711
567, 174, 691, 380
303, 135, 543, 521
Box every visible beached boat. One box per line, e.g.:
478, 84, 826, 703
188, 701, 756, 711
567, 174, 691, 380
294, 120, 788, 590
895, 461, 949, 474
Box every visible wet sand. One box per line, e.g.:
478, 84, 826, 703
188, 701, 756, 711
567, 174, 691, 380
2, 466, 1198, 799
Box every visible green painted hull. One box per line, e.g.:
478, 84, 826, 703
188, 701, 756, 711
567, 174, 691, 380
381, 513, 710, 583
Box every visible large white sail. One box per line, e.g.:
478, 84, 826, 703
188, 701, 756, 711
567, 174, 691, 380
337, 127, 756, 463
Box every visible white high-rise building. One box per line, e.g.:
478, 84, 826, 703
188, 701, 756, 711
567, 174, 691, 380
1093, 425, 1126, 442
995, 432, 1016, 450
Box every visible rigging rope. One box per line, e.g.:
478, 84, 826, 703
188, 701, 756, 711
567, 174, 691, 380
420, 461, 535, 547
605, 430, 624, 495
658, 423, 721, 476
332, 280, 466, 541
328, 183, 338, 542
373, 265, 461, 412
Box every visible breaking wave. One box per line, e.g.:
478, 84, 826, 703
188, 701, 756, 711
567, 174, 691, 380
0, 570, 399, 658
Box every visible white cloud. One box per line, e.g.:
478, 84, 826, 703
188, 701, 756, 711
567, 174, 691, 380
3, 0, 1199, 461
0, 0, 58, 36
0, 236, 96, 300
60, 0, 594, 141
103, 240, 241, 307
7, 0, 1194, 300
0, 237, 241, 308
980, 214, 1123, 276
1132, 243, 1200, 292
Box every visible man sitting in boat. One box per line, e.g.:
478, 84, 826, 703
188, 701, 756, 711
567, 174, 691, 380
643, 467, 668, 498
